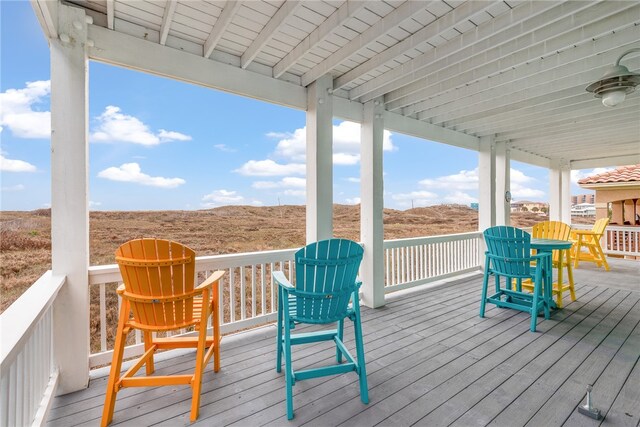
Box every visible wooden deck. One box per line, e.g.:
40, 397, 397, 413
48, 258, 640, 427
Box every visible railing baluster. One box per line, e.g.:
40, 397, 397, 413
100, 283, 107, 352
230, 268, 236, 323
251, 265, 257, 318
260, 263, 266, 315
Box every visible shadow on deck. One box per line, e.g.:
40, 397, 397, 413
48, 258, 640, 427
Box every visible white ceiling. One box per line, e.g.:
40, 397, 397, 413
39, 0, 640, 167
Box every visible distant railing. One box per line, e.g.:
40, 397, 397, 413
0, 271, 65, 427
383, 232, 483, 292
87, 232, 484, 368
571, 224, 640, 257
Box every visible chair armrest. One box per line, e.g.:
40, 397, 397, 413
116, 283, 125, 294
195, 270, 225, 292
273, 271, 294, 292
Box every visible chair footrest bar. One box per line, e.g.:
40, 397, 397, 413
334, 338, 355, 364
294, 363, 356, 381
289, 330, 338, 345
120, 375, 192, 387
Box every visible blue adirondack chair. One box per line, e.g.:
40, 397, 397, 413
480, 226, 551, 332
273, 238, 368, 420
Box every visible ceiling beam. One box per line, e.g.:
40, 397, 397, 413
424, 55, 640, 129
88, 24, 307, 111
509, 148, 552, 169
571, 155, 640, 169
106, 0, 114, 30
159, 0, 178, 46
241, 1, 302, 69
405, 26, 639, 118
204, 1, 243, 59
333, 0, 496, 91
349, 0, 575, 103
273, 1, 367, 79
31, 0, 59, 38
301, 0, 430, 87
383, 110, 479, 152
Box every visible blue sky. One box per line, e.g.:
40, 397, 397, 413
1, 2, 601, 211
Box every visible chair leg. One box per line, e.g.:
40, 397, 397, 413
566, 252, 576, 302
101, 300, 129, 427
212, 298, 221, 373
595, 240, 610, 271
479, 258, 490, 318
336, 319, 344, 363
574, 236, 583, 268
190, 324, 208, 422
555, 251, 564, 309
283, 307, 294, 420
352, 294, 368, 405
276, 288, 283, 373
143, 331, 155, 375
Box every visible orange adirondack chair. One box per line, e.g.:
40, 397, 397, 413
571, 218, 611, 271
102, 239, 224, 426
523, 221, 575, 308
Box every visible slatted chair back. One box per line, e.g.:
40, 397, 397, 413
292, 239, 363, 324
115, 238, 197, 331
484, 226, 533, 279
532, 221, 571, 264
592, 217, 610, 237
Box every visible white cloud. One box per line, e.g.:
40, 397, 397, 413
345, 177, 360, 183
89, 201, 102, 208
443, 191, 477, 205
214, 144, 236, 152
284, 189, 305, 198
272, 121, 396, 164
392, 190, 439, 208
0, 154, 37, 172
97, 163, 185, 188
510, 185, 545, 199
1, 184, 25, 192
252, 176, 306, 189
0, 80, 51, 139
345, 197, 361, 204
570, 167, 614, 184
202, 189, 244, 206
419, 168, 478, 191
91, 106, 191, 146
235, 159, 305, 176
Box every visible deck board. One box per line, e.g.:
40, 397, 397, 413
47, 258, 640, 427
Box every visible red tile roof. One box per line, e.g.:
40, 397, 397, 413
578, 164, 640, 185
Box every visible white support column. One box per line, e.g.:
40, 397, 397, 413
561, 161, 572, 224
549, 160, 562, 221
478, 136, 495, 231
50, 4, 90, 394
360, 98, 385, 309
494, 141, 511, 226
306, 75, 333, 243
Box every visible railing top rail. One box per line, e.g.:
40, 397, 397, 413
0, 271, 65, 370
383, 231, 482, 249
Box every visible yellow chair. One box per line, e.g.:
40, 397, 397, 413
571, 218, 610, 271
522, 221, 575, 308
102, 239, 225, 426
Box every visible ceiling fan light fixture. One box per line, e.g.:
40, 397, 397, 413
586, 48, 640, 107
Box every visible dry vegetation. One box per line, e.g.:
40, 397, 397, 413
2, 204, 586, 313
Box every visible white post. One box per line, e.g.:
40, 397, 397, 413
495, 141, 510, 226
478, 136, 495, 231
549, 160, 562, 221
50, 4, 90, 394
360, 98, 385, 308
306, 75, 333, 243
561, 161, 572, 224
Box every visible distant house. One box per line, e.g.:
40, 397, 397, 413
470, 203, 479, 211
510, 200, 548, 213
571, 203, 596, 217
578, 164, 640, 226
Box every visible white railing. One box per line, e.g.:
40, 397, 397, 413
88, 248, 298, 368
0, 271, 65, 427
383, 231, 483, 292
87, 232, 484, 368
571, 224, 640, 257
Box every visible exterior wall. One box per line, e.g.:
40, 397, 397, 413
593, 187, 640, 225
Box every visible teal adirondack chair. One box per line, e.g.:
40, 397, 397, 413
480, 226, 551, 332
273, 238, 368, 420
